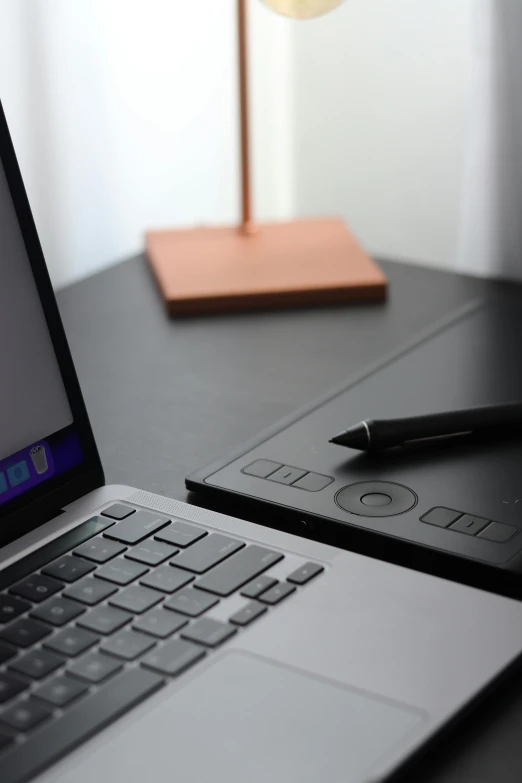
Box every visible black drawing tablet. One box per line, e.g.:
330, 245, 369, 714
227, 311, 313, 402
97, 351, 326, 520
187, 295, 522, 596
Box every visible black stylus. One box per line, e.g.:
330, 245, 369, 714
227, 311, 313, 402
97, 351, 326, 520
329, 401, 522, 452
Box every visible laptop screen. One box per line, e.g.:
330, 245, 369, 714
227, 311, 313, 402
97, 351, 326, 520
0, 159, 85, 508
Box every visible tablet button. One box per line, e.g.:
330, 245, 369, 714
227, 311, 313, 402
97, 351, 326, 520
293, 473, 333, 492
477, 521, 518, 543
420, 507, 461, 528
268, 466, 308, 485
360, 493, 392, 507
242, 460, 282, 479
449, 514, 489, 536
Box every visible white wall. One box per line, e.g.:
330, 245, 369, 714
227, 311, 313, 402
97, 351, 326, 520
291, 0, 476, 270
0, 0, 293, 287
0, 0, 477, 285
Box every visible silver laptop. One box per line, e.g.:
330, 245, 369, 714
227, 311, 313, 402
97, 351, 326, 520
1, 100, 522, 783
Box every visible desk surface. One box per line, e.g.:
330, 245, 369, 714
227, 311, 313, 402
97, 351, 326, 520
57, 255, 522, 782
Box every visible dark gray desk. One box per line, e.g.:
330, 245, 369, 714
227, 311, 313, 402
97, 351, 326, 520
57, 255, 522, 782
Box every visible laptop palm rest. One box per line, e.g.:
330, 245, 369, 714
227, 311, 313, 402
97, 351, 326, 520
49, 651, 423, 783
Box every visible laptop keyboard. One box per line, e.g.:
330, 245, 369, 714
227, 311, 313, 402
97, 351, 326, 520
0, 504, 323, 782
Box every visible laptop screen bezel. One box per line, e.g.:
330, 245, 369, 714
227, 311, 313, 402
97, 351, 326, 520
0, 101, 104, 547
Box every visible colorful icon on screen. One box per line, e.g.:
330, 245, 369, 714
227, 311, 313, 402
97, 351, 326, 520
30, 444, 49, 475
7, 460, 31, 488
0, 472, 7, 495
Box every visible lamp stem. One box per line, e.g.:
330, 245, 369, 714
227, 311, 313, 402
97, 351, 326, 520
237, 0, 255, 235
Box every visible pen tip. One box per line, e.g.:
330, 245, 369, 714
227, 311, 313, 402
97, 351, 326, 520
329, 435, 345, 446
329, 424, 369, 450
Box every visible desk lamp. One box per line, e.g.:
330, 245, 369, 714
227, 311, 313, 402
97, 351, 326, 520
146, 0, 386, 315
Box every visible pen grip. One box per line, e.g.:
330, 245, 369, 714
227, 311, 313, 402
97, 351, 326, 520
370, 401, 522, 448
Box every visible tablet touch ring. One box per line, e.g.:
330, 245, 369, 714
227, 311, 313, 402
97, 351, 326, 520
335, 481, 417, 517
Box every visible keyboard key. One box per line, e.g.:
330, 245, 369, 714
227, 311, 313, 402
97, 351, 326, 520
78, 606, 132, 635
140, 565, 193, 594
0, 517, 114, 596
258, 582, 296, 605
10, 574, 63, 603
133, 609, 188, 639
240, 575, 278, 599
142, 638, 205, 676
0, 595, 31, 624
173, 534, 244, 574
0, 642, 16, 665
0, 674, 27, 704
0, 700, 52, 732
42, 555, 95, 583
64, 577, 117, 606
0, 732, 13, 752
101, 504, 136, 520
109, 585, 163, 614
68, 652, 123, 684
287, 562, 324, 585
9, 649, 64, 680
0, 670, 164, 783
164, 588, 219, 617
44, 628, 98, 658
181, 618, 237, 648
101, 630, 156, 661
126, 541, 178, 566
31, 597, 85, 627
104, 511, 170, 545
196, 545, 284, 596
33, 676, 88, 707
74, 536, 127, 563
229, 602, 267, 627
95, 558, 148, 586
155, 521, 207, 548
0, 619, 51, 649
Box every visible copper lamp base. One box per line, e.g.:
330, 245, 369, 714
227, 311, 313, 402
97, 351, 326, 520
145, 218, 387, 315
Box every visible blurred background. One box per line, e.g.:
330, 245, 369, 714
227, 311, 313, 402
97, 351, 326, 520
0, 0, 521, 289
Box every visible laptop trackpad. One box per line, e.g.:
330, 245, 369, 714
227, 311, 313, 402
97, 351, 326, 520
58, 652, 425, 783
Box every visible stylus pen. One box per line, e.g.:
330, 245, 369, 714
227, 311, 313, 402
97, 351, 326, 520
329, 401, 522, 452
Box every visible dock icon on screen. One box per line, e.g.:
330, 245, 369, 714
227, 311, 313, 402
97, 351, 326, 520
30, 444, 49, 475
7, 460, 31, 487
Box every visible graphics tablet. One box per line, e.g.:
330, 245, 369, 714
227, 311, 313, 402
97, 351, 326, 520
187, 295, 522, 597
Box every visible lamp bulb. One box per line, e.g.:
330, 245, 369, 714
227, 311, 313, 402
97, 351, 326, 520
261, 0, 345, 19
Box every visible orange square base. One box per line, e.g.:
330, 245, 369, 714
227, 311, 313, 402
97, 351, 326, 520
145, 218, 387, 315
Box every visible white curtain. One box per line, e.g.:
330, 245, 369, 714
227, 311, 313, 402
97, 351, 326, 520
458, 0, 522, 279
